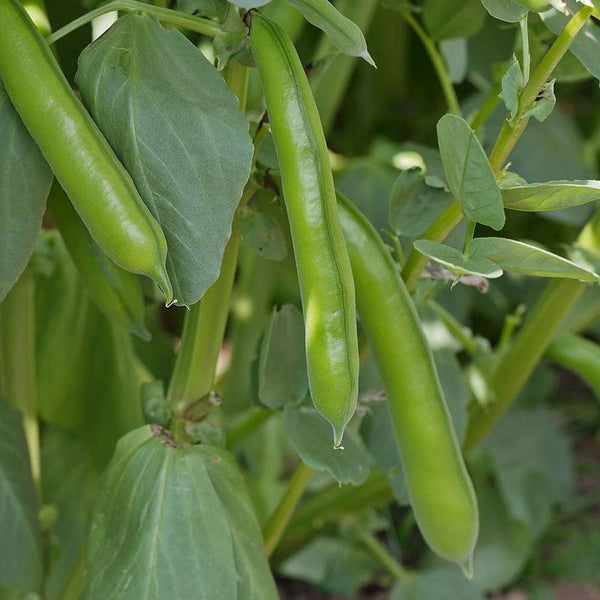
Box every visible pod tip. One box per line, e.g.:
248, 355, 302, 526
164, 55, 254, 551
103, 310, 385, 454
458, 554, 474, 580
332, 425, 346, 450
152, 265, 173, 306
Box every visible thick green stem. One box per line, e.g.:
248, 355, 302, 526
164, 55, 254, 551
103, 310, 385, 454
167, 65, 249, 433
0, 269, 40, 495
263, 461, 314, 557
46, 0, 223, 45
401, 6, 592, 289
464, 279, 585, 451
273, 471, 393, 563
401, 10, 461, 117
311, 0, 379, 134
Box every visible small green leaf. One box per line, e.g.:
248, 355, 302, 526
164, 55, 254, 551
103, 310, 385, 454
283, 404, 371, 485
522, 79, 555, 123
282, 0, 375, 65
0, 83, 52, 302
388, 168, 452, 237
469, 237, 598, 281
76, 14, 253, 307
480, 0, 528, 22
83, 426, 278, 599
423, 0, 486, 40
501, 179, 600, 212
238, 206, 287, 261
499, 55, 523, 124
0, 398, 42, 594
258, 305, 308, 410
414, 240, 503, 278
213, 32, 253, 71
436, 114, 505, 230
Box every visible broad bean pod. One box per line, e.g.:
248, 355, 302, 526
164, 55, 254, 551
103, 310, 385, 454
250, 12, 359, 446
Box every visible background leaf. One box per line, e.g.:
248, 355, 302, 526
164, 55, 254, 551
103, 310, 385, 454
283, 404, 371, 485
83, 426, 278, 600
0, 84, 52, 303
423, 0, 486, 40
0, 398, 42, 595
469, 237, 598, 281
437, 114, 505, 230
258, 304, 308, 409
391, 567, 484, 599
480, 0, 527, 22
76, 14, 253, 307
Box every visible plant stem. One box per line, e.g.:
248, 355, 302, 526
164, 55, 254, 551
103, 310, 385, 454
520, 14, 530, 84
273, 471, 393, 563
401, 10, 461, 117
463, 279, 585, 451
263, 461, 314, 557
0, 269, 41, 496
429, 301, 479, 357
167, 64, 249, 433
350, 521, 409, 583
46, 0, 223, 45
401, 6, 592, 289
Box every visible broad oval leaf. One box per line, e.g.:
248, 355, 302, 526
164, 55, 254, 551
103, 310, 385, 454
542, 1, 600, 81
283, 404, 371, 485
480, 0, 527, 22
436, 114, 505, 230
501, 180, 600, 212
414, 239, 503, 278
0, 398, 42, 594
83, 426, 278, 600
76, 14, 253, 307
281, 0, 375, 65
0, 83, 52, 302
258, 305, 308, 409
423, 0, 486, 41
469, 237, 599, 281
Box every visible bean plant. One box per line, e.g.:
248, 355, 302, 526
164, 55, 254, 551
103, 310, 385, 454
1, 0, 600, 598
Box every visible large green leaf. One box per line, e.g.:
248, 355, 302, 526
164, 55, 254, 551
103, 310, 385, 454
480, 0, 527, 22
83, 426, 278, 600
0, 83, 52, 303
423, 0, 486, 40
41, 429, 99, 600
541, 1, 600, 81
0, 398, 42, 595
501, 180, 600, 212
76, 14, 253, 307
283, 404, 371, 485
258, 304, 308, 410
436, 114, 505, 230
33, 232, 148, 467
469, 237, 598, 281
414, 240, 503, 278
282, 0, 374, 65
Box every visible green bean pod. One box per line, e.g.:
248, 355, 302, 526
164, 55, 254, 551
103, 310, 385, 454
250, 12, 359, 446
48, 180, 150, 340
337, 193, 479, 571
0, 0, 172, 302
